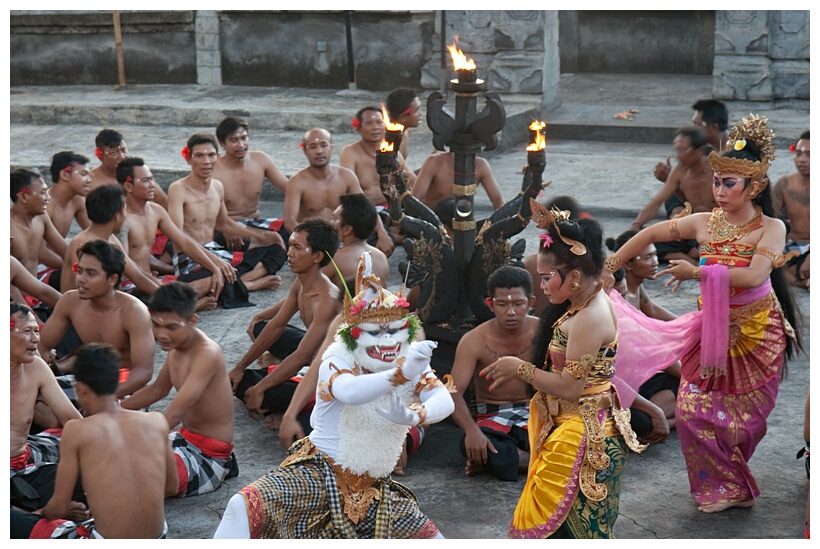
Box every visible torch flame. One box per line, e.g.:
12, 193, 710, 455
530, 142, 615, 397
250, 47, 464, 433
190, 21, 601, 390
447, 42, 476, 71
381, 104, 404, 132
379, 140, 394, 152
527, 121, 547, 151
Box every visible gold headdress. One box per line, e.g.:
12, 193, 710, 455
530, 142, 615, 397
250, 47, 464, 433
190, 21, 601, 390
708, 113, 776, 189
529, 198, 587, 256
343, 252, 410, 325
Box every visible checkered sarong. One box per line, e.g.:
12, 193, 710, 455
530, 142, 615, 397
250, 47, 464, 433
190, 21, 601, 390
240, 217, 284, 232
173, 241, 240, 278
475, 401, 530, 433
239, 437, 438, 539
170, 430, 237, 497
11, 431, 62, 476
50, 518, 168, 539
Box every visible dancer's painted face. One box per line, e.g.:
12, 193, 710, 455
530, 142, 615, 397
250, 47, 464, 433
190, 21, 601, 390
351, 319, 411, 372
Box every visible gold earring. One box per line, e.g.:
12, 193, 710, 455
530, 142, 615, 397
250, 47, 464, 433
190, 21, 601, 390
569, 282, 580, 291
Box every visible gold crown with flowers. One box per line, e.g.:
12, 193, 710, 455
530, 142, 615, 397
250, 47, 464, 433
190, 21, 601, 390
708, 113, 776, 185
342, 252, 410, 326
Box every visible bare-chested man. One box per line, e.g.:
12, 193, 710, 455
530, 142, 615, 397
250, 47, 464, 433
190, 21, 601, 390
88, 128, 169, 209
632, 126, 716, 265
212, 116, 290, 252
47, 151, 91, 238
60, 185, 161, 297
386, 87, 423, 161
10, 302, 84, 517
412, 151, 505, 229
29, 343, 178, 539
117, 157, 235, 310
323, 193, 390, 290
122, 282, 238, 497
283, 128, 362, 233
773, 130, 810, 289
168, 133, 286, 294
340, 105, 417, 256
39, 239, 155, 399
230, 219, 341, 430
10, 168, 68, 286
450, 266, 539, 480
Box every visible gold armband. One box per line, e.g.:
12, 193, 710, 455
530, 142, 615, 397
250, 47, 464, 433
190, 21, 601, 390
757, 247, 800, 269
318, 363, 356, 401
390, 362, 410, 387
604, 254, 622, 273
668, 218, 681, 241
516, 361, 536, 385
692, 267, 701, 281
564, 354, 594, 380
409, 402, 427, 426
415, 372, 444, 392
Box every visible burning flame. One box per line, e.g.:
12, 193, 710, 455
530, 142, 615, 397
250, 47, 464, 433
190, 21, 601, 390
527, 121, 547, 151
379, 140, 394, 153
447, 42, 476, 71
381, 104, 404, 132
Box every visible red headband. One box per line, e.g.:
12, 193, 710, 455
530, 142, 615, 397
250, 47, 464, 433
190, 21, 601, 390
181, 146, 191, 161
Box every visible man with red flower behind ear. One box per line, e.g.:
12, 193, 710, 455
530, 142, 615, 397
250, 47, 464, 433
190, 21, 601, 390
773, 130, 810, 289
215, 251, 454, 539
88, 128, 169, 210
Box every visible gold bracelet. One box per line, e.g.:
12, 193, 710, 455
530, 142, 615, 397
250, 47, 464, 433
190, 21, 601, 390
604, 254, 622, 273
389, 363, 410, 386
668, 218, 681, 240
692, 267, 701, 281
516, 361, 535, 385
409, 402, 427, 426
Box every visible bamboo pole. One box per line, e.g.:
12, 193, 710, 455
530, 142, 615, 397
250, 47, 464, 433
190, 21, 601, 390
112, 11, 126, 89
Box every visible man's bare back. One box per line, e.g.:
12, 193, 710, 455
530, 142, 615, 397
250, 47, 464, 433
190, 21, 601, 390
413, 152, 504, 211
62, 409, 173, 538
322, 242, 390, 290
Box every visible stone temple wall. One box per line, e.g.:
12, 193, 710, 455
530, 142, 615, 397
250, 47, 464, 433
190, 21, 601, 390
712, 10, 809, 100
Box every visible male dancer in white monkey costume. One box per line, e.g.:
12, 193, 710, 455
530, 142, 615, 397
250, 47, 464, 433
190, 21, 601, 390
215, 252, 455, 538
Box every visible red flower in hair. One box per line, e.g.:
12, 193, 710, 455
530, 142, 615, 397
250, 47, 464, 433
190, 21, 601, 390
350, 300, 367, 315
299, 143, 305, 149
10, 318, 15, 330
72, 262, 79, 273
539, 233, 554, 248
94, 147, 104, 161
351, 118, 361, 130
789, 143, 797, 153
350, 326, 362, 339
181, 146, 191, 161
63, 165, 73, 173
125, 176, 133, 183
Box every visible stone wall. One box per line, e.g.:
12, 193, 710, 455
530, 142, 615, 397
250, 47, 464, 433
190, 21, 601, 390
10, 11, 197, 86
712, 10, 809, 100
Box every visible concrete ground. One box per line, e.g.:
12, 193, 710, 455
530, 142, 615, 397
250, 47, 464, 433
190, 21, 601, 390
8, 74, 812, 539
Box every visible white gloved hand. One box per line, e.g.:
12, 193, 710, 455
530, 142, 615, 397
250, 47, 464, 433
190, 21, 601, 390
375, 392, 420, 426
401, 340, 437, 380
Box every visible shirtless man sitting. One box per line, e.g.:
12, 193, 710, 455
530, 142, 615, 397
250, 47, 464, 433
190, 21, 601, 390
39, 239, 155, 399
773, 130, 810, 289
213, 116, 290, 252
283, 128, 363, 233
230, 218, 341, 430
412, 151, 505, 236
10, 168, 67, 289
22, 343, 178, 539
117, 156, 234, 309
631, 126, 716, 265
323, 193, 390, 290
60, 185, 161, 297
10, 302, 84, 517
122, 282, 238, 497
89, 128, 169, 209
46, 151, 91, 239
168, 132, 286, 294
340, 105, 417, 256
450, 266, 539, 480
